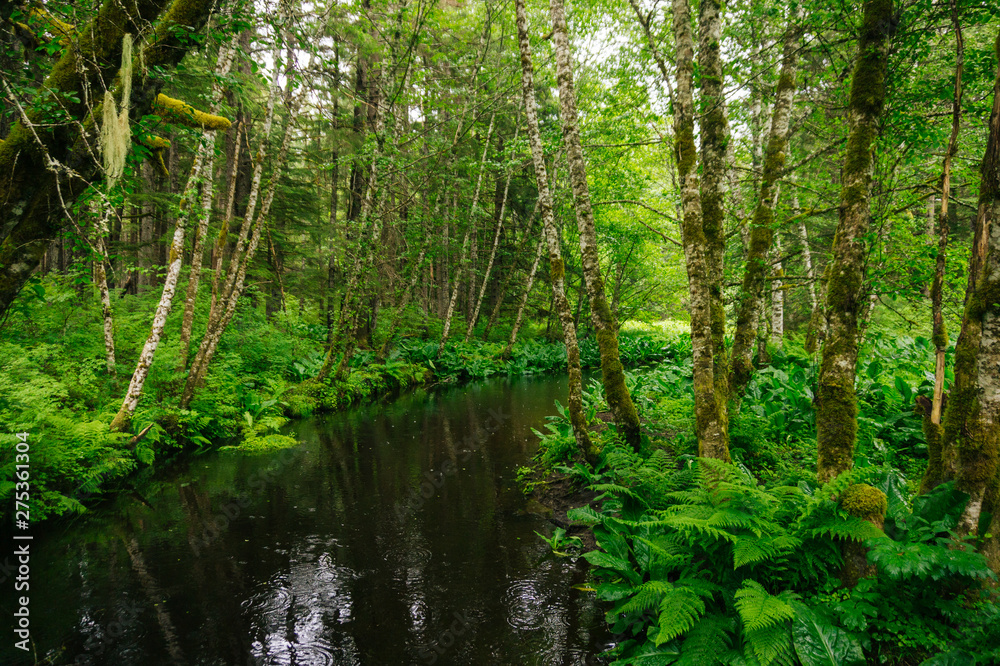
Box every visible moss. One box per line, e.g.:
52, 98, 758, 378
153, 94, 232, 130
28, 7, 75, 45
550, 257, 564, 282
918, 398, 945, 493
141, 134, 171, 150
840, 483, 887, 521
931, 324, 948, 350
816, 378, 858, 482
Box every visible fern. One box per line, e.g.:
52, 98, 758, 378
677, 613, 734, 666
654, 585, 708, 645
734, 581, 797, 666
734, 581, 796, 632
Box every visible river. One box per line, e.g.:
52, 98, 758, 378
1, 375, 611, 665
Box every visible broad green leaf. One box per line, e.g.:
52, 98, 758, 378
791, 603, 864, 666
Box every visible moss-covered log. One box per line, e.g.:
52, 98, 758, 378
816, 0, 893, 483
0, 0, 217, 321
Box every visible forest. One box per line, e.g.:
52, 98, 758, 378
1, 0, 1000, 663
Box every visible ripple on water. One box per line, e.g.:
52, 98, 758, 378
242, 578, 294, 619
253, 639, 337, 666
405, 545, 433, 567
503, 578, 569, 631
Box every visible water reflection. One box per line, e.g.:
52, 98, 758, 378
1, 376, 609, 665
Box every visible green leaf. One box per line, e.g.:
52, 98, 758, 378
791, 603, 864, 666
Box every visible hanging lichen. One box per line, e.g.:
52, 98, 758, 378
100, 34, 133, 184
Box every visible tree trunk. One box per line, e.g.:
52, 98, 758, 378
110, 138, 214, 432
730, 13, 801, 396
483, 203, 539, 341
771, 233, 784, 346
940, 30, 1000, 555
672, 0, 728, 459
698, 0, 730, 397
466, 121, 520, 342
921, 6, 964, 493
516, 0, 596, 462
932, 2, 963, 427
0, 0, 217, 320
549, 0, 641, 452
816, 0, 893, 483
502, 237, 545, 358
438, 114, 495, 355
181, 33, 296, 407
95, 204, 117, 376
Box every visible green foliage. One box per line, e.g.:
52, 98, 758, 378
561, 447, 998, 666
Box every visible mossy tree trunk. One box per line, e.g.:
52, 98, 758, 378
816, 0, 893, 483
671, 0, 728, 459
516, 0, 597, 463
0, 0, 216, 321
941, 31, 1000, 551
730, 13, 801, 397
922, 4, 964, 493
549, 0, 641, 453
697, 0, 730, 408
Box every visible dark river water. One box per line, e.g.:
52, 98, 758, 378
2, 375, 611, 665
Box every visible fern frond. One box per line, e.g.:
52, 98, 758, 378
619, 579, 674, 615
677, 613, 734, 666
744, 620, 793, 666
810, 515, 887, 542
734, 580, 796, 632
654, 586, 708, 645
695, 457, 747, 486
660, 515, 738, 543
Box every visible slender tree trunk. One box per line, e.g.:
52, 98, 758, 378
438, 114, 495, 355
921, 6, 964, 492
549, 0, 641, 452
466, 121, 520, 341
175, 41, 237, 371
932, 2, 963, 426
502, 237, 545, 358
516, 0, 595, 461
378, 245, 427, 359
672, 0, 727, 458
181, 32, 298, 407
110, 139, 213, 431
730, 14, 801, 396
796, 196, 817, 313
483, 202, 539, 341
816, 0, 893, 483
95, 203, 117, 376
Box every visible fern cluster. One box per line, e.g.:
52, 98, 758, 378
566, 451, 999, 665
